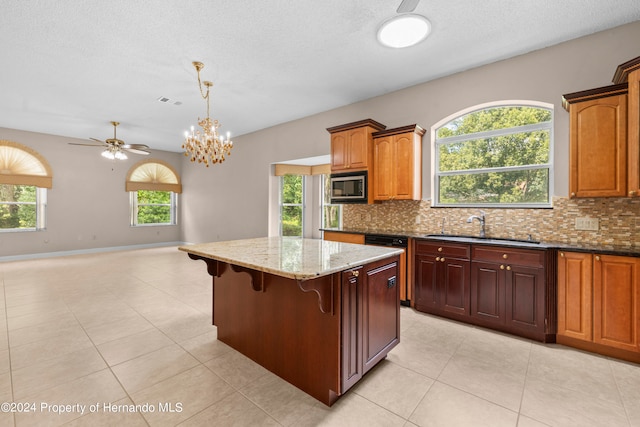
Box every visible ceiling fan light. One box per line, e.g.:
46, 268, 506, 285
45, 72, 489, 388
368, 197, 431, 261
377, 14, 431, 48
101, 149, 115, 160
115, 150, 128, 160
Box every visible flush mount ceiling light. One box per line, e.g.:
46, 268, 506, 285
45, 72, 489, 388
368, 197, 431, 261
377, 14, 431, 48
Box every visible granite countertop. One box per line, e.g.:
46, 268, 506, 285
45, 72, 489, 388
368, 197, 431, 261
179, 237, 404, 281
321, 228, 640, 256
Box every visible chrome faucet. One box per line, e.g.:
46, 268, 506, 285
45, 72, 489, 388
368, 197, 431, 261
467, 210, 486, 238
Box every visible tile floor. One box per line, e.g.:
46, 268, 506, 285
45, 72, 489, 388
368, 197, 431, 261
0, 246, 638, 426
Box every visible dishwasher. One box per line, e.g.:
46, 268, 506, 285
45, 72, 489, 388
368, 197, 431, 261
364, 234, 410, 306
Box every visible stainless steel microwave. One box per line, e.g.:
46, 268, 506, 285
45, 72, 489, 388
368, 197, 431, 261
330, 171, 367, 203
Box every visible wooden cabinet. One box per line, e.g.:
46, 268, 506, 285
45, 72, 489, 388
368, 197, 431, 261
471, 246, 547, 338
341, 257, 400, 392
557, 251, 640, 363
414, 240, 470, 321
327, 119, 386, 172
613, 56, 640, 197
563, 85, 628, 198
413, 239, 554, 342
372, 125, 424, 201
323, 230, 365, 245
557, 251, 592, 341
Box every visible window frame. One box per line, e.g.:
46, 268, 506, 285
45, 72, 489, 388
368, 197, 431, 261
0, 185, 47, 232
129, 190, 178, 226
432, 101, 554, 208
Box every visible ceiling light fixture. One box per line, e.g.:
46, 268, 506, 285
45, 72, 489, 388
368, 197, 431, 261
377, 14, 431, 48
182, 61, 233, 167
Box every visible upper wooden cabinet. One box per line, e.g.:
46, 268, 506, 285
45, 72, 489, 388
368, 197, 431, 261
613, 56, 640, 197
327, 119, 386, 172
372, 125, 425, 201
563, 84, 628, 198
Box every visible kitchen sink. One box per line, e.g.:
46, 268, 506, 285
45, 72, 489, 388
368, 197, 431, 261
424, 234, 541, 245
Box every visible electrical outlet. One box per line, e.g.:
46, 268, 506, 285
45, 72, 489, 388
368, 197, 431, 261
415, 215, 421, 224
575, 217, 599, 231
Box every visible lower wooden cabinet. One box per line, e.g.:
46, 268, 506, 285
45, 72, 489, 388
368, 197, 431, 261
341, 257, 400, 392
414, 239, 554, 342
414, 241, 470, 321
558, 251, 640, 362
471, 246, 547, 339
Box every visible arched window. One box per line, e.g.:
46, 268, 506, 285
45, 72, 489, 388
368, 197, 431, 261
433, 101, 553, 207
0, 140, 52, 231
126, 159, 181, 226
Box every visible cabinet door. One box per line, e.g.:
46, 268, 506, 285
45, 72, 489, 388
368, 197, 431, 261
569, 94, 627, 198
628, 69, 640, 196
341, 268, 362, 392
393, 133, 414, 200
470, 261, 505, 326
414, 255, 439, 312
505, 264, 545, 333
373, 136, 394, 200
362, 260, 399, 373
593, 255, 640, 352
331, 131, 348, 170
557, 251, 593, 341
440, 258, 470, 316
347, 128, 368, 169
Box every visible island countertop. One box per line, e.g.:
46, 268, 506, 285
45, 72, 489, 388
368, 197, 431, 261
179, 236, 404, 281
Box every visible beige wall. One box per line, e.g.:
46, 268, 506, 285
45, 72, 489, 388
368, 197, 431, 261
0, 127, 183, 258
181, 21, 640, 244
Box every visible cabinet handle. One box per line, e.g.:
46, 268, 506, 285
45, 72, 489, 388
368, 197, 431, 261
629, 191, 635, 196
502, 254, 508, 259
500, 265, 505, 270
435, 257, 440, 262
440, 257, 445, 262
438, 247, 443, 252
595, 256, 600, 261
352, 270, 359, 277
571, 192, 576, 197
506, 266, 511, 271
560, 252, 564, 257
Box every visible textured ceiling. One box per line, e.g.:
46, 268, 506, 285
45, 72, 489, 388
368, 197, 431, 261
1, 0, 639, 152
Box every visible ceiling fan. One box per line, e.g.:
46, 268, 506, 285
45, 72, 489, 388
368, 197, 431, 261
69, 121, 150, 160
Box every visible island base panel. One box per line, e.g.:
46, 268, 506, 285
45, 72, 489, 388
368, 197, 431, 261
213, 262, 342, 406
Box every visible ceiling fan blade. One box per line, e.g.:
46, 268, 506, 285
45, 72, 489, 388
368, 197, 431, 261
122, 145, 150, 155
68, 142, 107, 147
397, 0, 420, 13
89, 137, 106, 143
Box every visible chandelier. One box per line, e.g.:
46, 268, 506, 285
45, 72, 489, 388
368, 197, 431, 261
182, 61, 233, 167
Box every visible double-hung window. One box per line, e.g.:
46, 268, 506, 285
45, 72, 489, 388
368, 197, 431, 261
280, 174, 304, 236
434, 102, 553, 207
0, 185, 47, 231
130, 190, 177, 226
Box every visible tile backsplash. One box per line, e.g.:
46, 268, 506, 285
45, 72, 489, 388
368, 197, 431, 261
343, 197, 640, 247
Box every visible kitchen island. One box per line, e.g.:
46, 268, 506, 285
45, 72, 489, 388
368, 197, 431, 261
179, 237, 403, 406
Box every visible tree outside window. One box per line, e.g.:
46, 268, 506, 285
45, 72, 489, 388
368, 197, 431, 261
131, 190, 177, 225
0, 184, 44, 230
281, 175, 303, 236
322, 174, 341, 229
435, 104, 553, 207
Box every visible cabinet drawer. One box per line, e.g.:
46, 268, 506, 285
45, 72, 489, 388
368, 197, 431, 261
415, 240, 470, 259
472, 246, 544, 267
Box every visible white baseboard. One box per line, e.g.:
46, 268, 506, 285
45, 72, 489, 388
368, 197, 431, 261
0, 241, 188, 263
